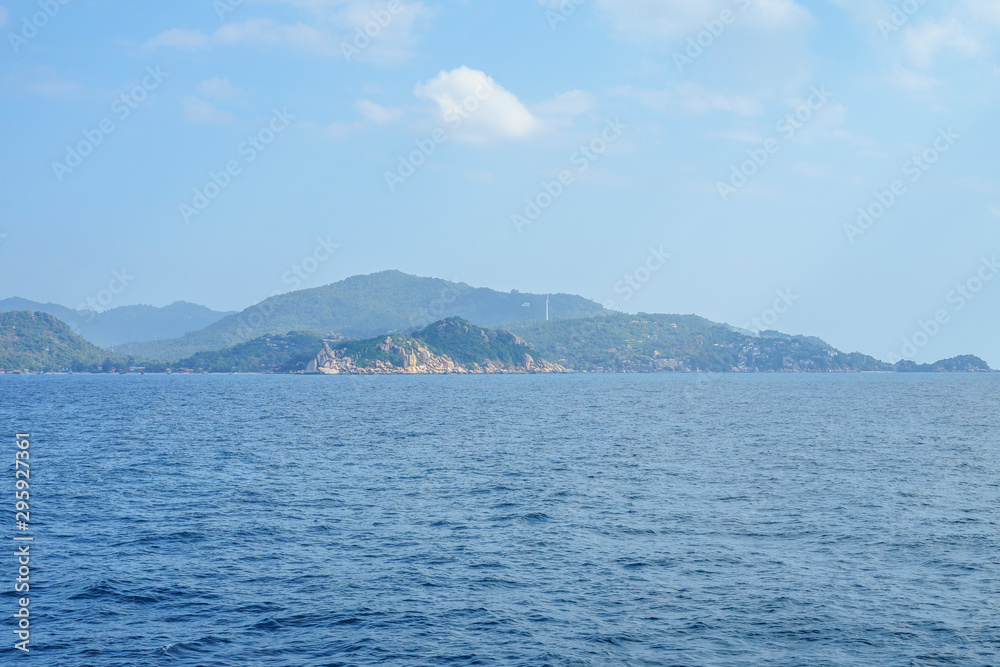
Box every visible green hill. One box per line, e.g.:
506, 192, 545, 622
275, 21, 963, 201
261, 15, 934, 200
310, 318, 559, 374
172, 313, 991, 375
0, 311, 111, 372
172, 318, 557, 374
337, 318, 543, 367
2, 308, 991, 375
174, 331, 326, 374
508, 314, 899, 372
415, 317, 544, 366
116, 271, 607, 360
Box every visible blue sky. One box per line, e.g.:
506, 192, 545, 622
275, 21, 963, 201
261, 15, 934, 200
2, 0, 999, 365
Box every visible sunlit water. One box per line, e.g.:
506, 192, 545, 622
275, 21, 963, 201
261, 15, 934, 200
2, 373, 998, 666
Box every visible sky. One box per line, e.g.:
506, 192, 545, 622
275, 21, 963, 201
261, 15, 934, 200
1, 0, 999, 366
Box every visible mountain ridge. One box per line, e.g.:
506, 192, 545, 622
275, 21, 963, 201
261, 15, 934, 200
0, 298, 233, 347
115, 271, 608, 360
2, 272, 994, 373
0, 310, 991, 374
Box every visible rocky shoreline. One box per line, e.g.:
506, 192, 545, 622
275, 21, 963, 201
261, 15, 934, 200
305, 336, 568, 375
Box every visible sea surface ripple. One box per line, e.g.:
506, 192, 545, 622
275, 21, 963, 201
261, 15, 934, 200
1, 373, 998, 666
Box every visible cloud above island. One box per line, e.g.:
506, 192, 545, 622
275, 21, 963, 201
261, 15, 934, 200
414, 66, 542, 143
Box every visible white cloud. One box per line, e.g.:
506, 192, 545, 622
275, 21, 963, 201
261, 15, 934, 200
0, 6, 8, 29
145, 1, 430, 64
144, 28, 211, 51
963, 0, 1000, 25
676, 82, 762, 116
888, 66, 941, 91
333, 0, 430, 63
414, 66, 541, 143
823, 0, 881, 23
315, 98, 401, 141
198, 77, 241, 100
591, 0, 811, 41
991, 206, 1000, 219
588, 0, 815, 89
617, 83, 761, 116
593, 0, 722, 40
611, 85, 671, 112
183, 98, 234, 125
215, 18, 335, 53
531, 90, 597, 116
356, 98, 401, 123
904, 17, 981, 67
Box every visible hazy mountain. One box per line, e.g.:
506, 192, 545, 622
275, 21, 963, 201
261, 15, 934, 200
78, 302, 235, 347
116, 271, 608, 360
0, 298, 79, 324
4, 272, 991, 373
0, 298, 233, 347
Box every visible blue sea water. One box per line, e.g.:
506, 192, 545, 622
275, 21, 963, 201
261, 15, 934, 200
1, 373, 999, 666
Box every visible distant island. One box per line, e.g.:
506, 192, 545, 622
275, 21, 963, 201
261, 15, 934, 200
0, 272, 993, 374
0, 311, 991, 375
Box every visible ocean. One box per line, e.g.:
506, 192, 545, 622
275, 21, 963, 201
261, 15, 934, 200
2, 373, 998, 666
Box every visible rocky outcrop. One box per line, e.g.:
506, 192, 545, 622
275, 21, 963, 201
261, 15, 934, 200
305, 342, 338, 374
307, 334, 568, 375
